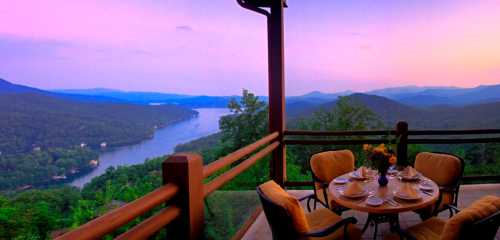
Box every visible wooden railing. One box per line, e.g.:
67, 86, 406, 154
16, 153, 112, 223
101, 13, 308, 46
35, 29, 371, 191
57, 122, 500, 239
284, 121, 500, 186
56, 132, 279, 240
56, 184, 180, 240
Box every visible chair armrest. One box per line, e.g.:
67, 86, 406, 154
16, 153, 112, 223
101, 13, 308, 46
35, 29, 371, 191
302, 217, 357, 237
296, 193, 316, 212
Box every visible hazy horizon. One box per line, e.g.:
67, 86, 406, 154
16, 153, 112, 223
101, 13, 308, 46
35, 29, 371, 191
2, 0, 500, 95
3, 77, 498, 97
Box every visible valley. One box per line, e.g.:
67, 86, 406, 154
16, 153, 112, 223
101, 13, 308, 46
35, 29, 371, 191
1, 78, 500, 191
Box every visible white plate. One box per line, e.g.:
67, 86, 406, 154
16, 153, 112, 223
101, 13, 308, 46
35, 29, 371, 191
365, 197, 384, 207
340, 190, 368, 199
333, 177, 349, 184
349, 172, 367, 180
399, 174, 420, 181
419, 183, 434, 192
394, 191, 422, 201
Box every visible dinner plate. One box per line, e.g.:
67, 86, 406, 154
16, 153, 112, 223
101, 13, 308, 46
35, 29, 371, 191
340, 190, 368, 199
394, 191, 422, 201
419, 183, 434, 192
365, 196, 384, 207
399, 173, 420, 181
349, 172, 367, 180
333, 177, 349, 184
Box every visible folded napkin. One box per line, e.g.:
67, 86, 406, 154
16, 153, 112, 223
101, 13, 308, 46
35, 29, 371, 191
344, 181, 364, 196
399, 183, 418, 198
356, 166, 368, 177
402, 166, 418, 178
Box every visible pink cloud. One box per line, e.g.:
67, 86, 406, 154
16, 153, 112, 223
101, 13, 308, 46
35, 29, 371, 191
1, 0, 499, 95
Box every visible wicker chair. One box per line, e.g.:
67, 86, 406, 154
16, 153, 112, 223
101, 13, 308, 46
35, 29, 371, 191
257, 180, 362, 240
413, 152, 465, 219
385, 195, 500, 240
308, 150, 355, 214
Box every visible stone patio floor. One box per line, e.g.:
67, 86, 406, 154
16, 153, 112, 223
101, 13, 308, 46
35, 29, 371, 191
242, 184, 500, 240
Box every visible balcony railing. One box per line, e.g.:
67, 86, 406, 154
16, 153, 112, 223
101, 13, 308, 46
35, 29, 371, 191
56, 132, 280, 239
56, 122, 500, 239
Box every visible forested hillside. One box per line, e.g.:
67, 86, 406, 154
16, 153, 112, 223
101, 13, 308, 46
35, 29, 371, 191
289, 93, 500, 129
0, 93, 196, 154
0, 91, 197, 190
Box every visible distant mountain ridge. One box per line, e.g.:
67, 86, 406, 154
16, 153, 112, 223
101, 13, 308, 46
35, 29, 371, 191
3, 78, 500, 108
291, 93, 500, 129
55, 88, 240, 108
366, 84, 500, 107
0, 79, 130, 104
0, 78, 46, 94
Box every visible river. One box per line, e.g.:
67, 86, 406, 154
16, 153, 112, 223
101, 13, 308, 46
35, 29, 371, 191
70, 108, 230, 187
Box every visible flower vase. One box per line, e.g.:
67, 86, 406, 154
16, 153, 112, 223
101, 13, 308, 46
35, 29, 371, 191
378, 174, 388, 187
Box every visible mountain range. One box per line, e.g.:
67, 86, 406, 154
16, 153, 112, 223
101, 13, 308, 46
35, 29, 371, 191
2, 78, 500, 131
295, 93, 500, 129
366, 85, 500, 107
53, 82, 500, 108
55, 87, 240, 108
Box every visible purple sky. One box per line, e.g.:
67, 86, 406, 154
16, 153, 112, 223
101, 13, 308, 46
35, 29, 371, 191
1, 0, 500, 96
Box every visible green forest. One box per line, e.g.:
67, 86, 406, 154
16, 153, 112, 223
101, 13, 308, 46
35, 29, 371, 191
0, 93, 196, 190
1, 90, 500, 239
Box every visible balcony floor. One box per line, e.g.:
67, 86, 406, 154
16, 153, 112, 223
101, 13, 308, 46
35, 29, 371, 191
242, 184, 500, 240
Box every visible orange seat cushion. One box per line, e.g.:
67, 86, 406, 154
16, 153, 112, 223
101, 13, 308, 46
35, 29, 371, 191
306, 208, 362, 240
311, 150, 355, 184
414, 152, 462, 187
259, 180, 310, 233
259, 181, 361, 240
441, 195, 500, 240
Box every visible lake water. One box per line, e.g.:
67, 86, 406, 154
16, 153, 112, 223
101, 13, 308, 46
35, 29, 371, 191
70, 108, 230, 187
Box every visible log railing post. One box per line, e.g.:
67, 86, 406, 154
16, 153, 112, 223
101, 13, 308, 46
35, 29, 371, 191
162, 153, 204, 240
268, 0, 286, 186
396, 121, 409, 167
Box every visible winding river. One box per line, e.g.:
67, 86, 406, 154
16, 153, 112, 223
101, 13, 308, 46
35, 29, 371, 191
70, 108, 230, 187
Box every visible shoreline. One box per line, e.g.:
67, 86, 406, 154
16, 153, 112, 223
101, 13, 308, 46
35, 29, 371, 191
4, 110, 201, 192
68, 108, 227, 188
56, 111, 200, 187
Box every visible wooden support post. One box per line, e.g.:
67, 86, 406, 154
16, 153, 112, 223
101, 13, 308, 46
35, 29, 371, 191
268, 0, 286, 186
396, 121, 409, 167
162, 153, 204, 240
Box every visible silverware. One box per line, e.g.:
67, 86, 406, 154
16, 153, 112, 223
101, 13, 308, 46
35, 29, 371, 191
421, 190, 433, 196
384, 200, 396, 207
385, 198, 400, 207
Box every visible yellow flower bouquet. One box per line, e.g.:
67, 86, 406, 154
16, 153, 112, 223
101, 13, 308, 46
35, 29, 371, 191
363, 143, 397, 186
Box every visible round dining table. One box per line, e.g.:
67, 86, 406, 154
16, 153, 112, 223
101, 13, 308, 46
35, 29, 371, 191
328, 171, 440, 239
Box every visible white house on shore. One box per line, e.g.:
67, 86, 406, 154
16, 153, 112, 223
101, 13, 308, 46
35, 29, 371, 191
89, 159, 99, 167
100, 142, 107, 148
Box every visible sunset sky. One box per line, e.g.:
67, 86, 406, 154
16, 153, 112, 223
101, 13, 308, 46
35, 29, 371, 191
1, 0, 500, 95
